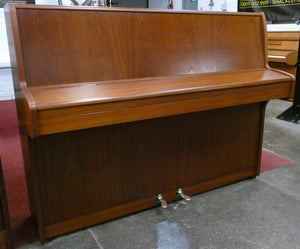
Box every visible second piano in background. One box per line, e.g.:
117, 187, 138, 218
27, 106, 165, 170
268, 31, 300, 98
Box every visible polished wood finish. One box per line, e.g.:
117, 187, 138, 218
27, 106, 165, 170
27, 69, 291, 137
0, 159, 13, 249
5, 4, 294, 242
268, 31, 300, 96
33, 103, 262, 238
45, 169, 256, 238
16, 7, 266, 87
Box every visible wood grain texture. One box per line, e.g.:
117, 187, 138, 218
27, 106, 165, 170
177, 103, 262, 187
19, 68, 293, 137
267, 31, 300, 41
28, 69, 290, 109
16, 7, 266, 86
32, 117, 178, 225
44, 169, 255, 238
30, 104, 262, 232
35, 80, 290, 137
5, 4, 295, 242
6, 4, 295, 138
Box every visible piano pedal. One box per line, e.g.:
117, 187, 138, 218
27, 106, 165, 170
176, 188, 191, 201
156, 194, 168, 208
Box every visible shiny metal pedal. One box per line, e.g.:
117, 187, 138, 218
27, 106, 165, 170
177, 188, 191, 201
156, 194, 168, 208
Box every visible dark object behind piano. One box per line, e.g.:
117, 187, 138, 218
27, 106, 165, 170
277, 33, 300, 123
238, 0, 300, 23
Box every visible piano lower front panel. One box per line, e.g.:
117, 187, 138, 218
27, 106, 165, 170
26, 102, 266, 240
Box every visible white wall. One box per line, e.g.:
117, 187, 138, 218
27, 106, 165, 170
173, 0, 183, 10
0, 9, 14, 100
199, 0, 237, 12
35, 0, 59, 4
0, 9, 10, 68
149, 0, 169, 9
0, 69, 14, 100
267, 24, 300, 32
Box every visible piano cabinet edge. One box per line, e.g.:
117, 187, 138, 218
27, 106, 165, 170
22, 102, 267, 242
26, 81, 291, 138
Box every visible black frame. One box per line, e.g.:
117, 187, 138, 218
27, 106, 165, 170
277, 37, 300, 123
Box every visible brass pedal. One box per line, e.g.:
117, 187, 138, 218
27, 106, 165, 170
156, 194, 168, 208
177, 188, 191, 201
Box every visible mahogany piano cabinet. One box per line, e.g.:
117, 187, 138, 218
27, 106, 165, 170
5, 4, 294, 242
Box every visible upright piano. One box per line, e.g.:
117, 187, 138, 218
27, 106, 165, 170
268, 31, 300, 97
5, 4, 294, 242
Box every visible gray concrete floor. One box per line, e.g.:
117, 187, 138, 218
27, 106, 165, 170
18, 100, 300, 249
